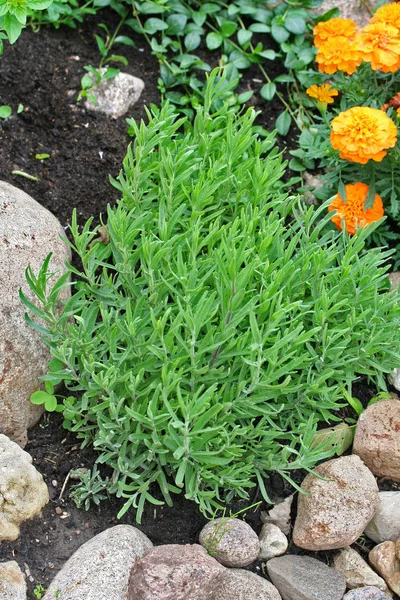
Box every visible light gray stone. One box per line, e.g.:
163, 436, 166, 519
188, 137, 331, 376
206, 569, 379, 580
43, 525, 153, 600
0, 561, 26, 599
333, 547, 390, 594
369, 541, 400, 597
313, 0, 373, 26
261, 496, 293, 536
258, 524, 288, 561
128, 544, 225, 600
0, 434, 49, 541
293, 455, 379, 550
389, 272, 400, 291
389, 369, 400, 393
365, 492, 400, 544
199, 517, 260, 567
84, 70, 145, 118
212, 568, 282, 600
343, 587, 392, 600
353, 400, 400, 481
0, 180, 70, 446
267, 555, 346, 600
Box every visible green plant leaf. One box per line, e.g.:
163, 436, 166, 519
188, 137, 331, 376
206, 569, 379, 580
275, 110, 291, 135
0, 105, 12, 119
260, 82, 276, 101
184, 32, 201, 51
206, 32, 223, 50
311, 423, 354, 456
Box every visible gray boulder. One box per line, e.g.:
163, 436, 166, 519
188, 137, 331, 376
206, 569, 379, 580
199, 518, 260, 567
343, 588, 392, 600
0, 181, 70, 446
365, 492, 400, 544
212, 568, 282, 600
43, 525, 153, 600
0, 561, 26, 599
84, 71, 145, 118
267, 555, 346, 600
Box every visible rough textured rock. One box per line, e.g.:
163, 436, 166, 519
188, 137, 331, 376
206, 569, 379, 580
84, 71, 145, 118
199, 518, 260, 567
292, 455, 379, 550
0, 434, 49, 541
267, 555, 346, 600
369, 541, 400, 596
353, 400, 400, 481
389, 369, 400, 393
258, 524, 288, 561
343, 588, 392, 600
43, 525, 153, 600
0, 561, 27, 599
389, 272, 400, 291
365, 492, 400, 544
128, 544, 224, 600
0, 180, 70, 446
313, 0, 374, 26
260, 496, 293, 536
333, 547, 390, 594
212, 568, 282, 600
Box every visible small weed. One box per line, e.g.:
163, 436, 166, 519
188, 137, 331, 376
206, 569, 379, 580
33, 584, 47, 599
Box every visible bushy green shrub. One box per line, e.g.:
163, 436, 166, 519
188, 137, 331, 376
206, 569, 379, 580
23, 73, 400, 521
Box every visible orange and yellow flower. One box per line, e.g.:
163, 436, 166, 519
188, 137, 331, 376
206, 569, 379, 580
356, 23, 400, 72
330, 106, 397, 164
316, 36, 362, 75
328, 182, 384, 235
306, 84, 339, 104
370, 2, 400, 30
313, 18, 358, 48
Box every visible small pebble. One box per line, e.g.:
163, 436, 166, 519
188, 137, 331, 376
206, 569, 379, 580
55, 507, 62, 515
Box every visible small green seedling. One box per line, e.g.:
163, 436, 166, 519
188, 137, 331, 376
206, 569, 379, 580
0, 105, 11, 119
33, 584, 46, 599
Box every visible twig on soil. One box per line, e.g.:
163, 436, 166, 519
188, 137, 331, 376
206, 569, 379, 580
59, 470, 71, 501
11, 170, 39, 182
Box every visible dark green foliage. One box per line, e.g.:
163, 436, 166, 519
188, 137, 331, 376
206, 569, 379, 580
22, 73, 400, 521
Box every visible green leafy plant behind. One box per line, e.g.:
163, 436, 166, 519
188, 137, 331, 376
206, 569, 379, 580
22, 71, 400, 522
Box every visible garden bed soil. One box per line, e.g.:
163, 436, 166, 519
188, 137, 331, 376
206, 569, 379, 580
0, 10, 399, 598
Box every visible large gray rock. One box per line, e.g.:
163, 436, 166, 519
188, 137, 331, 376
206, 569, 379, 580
43, 525, 153, 600
267, 555, 346, 600
365, 492, 400, 544
293, 455, 379, 550
353, 400, 400, 481
212, 568, 282, 600
0, 434, 49, 541
313, 0, 373, 26
84, 70, 145, 118
0, 181, 70, 446
128, 544, 225, 600
199, 518, 260, 567
0, 561, 26, 599
343, 588, 392, 600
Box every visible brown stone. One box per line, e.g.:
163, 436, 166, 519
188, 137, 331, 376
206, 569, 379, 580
128, 544, 225, 600
292, 455, 379, 550
369, 541, 399, 596
353, 400, 400, 481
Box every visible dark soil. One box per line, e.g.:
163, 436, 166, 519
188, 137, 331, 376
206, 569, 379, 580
0, 10, 398, 599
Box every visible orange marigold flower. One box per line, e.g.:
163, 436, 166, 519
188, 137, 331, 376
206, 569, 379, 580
356, 23, 400, 72
328, 182, 384, 235
306, 84, 339, 104
316, 36, 362, 75
370, 2, 400, 29
313, 18, 358, 48
330, 106, 397, 164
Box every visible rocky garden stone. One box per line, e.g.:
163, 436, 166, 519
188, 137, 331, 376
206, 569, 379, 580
292, 455, 379, 550
365, 492, 400, 544
42, 525, 153, 600
212, 568, 282, 600
128, 544, 224, 600
0, 561, 27, 600
0, 180, 70, 447
266, 555, 346, 600
353, 400, 400, 481
333, 547, 390, 594
84, 71, 145, 118
258, 524, 288, 561
0, 434, 49, 541
199, 518, 260, 568
369, 541, 400, 596
260, 496, 293, 536
343, 587, 392, 600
